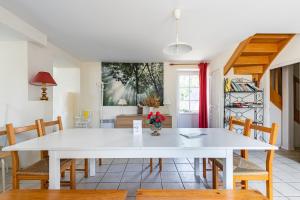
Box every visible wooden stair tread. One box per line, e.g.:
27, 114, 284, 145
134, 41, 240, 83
224, 33, 294, 86
136, 189, 267, 200
0, 190, 128, 200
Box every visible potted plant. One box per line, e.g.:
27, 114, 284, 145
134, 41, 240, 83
143, 95, 160, 113
146, 111, 166, 136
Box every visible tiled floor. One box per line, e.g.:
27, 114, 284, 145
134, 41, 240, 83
1, 151, 300, 200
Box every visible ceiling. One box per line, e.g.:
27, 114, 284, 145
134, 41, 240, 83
0, 0, 299, 62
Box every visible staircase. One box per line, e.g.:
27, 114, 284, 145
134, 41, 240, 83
224, 34, 295, 86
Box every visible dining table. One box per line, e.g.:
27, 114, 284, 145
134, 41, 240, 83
3, 128, 277, 189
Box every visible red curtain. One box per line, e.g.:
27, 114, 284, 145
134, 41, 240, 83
198, 63, 208, 128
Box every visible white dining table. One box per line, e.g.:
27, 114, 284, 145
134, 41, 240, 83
3, 128, 276, 189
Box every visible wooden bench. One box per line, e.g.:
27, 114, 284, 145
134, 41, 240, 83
0, 190, 128, 200
136, 189, 268, 200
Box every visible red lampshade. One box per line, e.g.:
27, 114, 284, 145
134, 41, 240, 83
30, 72, 57, 86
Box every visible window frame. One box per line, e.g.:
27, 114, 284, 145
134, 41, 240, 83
177, 70, 200, 114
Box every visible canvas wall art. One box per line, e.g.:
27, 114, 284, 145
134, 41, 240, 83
102, 62, 164, 106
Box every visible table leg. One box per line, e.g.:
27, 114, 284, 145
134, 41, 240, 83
1, 159, 5, 192
194, 158, 200, 176
49, 151, 61, 189
89, 158, 96, 176
223, 150, 233, 189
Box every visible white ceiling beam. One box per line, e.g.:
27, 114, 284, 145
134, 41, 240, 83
0, 6, 47, 46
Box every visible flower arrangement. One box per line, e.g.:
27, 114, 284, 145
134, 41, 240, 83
143, 95, 160, 108
146, 111, 166, 136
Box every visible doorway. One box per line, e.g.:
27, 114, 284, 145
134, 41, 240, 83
176, 70, 199, 128
278, 63, 300, 150
293, 64, 300, 148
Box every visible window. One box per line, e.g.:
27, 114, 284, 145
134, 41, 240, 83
270, 68, 282, 109
178, 71, 199, 113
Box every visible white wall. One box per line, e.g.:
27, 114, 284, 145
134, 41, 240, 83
0, 42, 51, 126
270, 36, 300, 69
51, 43, 82, 128
53, 67, 80, 128
28, 42, 53, 101
0, 41, 52, 167
208, 49, 234, 128
80, 62, 101, 128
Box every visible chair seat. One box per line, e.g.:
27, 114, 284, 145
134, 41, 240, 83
216, 156, 267, 176
0, 151, 10, 159
17, 158, 72, 176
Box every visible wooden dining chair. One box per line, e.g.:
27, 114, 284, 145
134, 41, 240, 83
212, 122, 278, 200
6, 121, 76, 189
210, 117, 252, 189
202, 117, 252, 182
39, 116, 89, 178
150, 158, 163, 173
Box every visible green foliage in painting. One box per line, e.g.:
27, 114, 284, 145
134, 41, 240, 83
102, 62, 164, 106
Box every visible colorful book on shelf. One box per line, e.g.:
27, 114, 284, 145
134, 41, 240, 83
225, 78, 262, 92
231, 82, 239, 91
225, 78, 231, 92
247, 83, 259, 91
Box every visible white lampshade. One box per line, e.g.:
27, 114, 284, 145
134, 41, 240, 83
163, 98, 171, 105
163, 42, 192, 56
118, 99, 127, 106
163, 9, 192, 56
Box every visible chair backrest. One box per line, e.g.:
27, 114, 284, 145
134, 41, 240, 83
250, 123, 278, 172
5, 121, 42, 173
228, 116, 252, 159
228, 116, 252, 136
38, 116, 63, 137
36, 116, 63, 159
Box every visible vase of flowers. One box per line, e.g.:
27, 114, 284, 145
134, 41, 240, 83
146, 111, 166, 136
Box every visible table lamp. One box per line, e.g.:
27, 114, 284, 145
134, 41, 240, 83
118, 99, 127, 115
30, 71, 57, 101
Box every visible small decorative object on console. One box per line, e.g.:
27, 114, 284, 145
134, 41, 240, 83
137, 102, 143, 115
146, 111, 166, 136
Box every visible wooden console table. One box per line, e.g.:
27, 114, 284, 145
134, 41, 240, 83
115, 114, 172, 128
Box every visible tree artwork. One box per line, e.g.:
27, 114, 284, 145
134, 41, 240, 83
102, 62, 164, 106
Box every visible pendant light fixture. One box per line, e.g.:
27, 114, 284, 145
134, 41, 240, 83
163, 9, 192, 56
